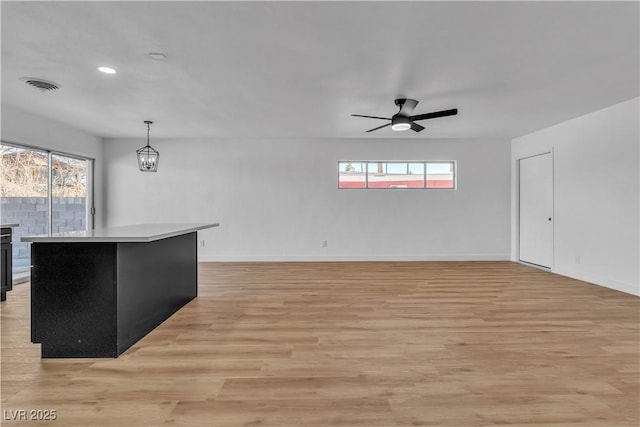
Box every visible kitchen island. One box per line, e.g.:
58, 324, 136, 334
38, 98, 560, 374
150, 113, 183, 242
22, 223, 219, 358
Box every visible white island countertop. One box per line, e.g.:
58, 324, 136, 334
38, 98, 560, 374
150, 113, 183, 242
21, 223, 219, 243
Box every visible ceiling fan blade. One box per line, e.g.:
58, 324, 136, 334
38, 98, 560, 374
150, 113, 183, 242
411, 122, 425, 132
410, 108, 458, 122
399, 99, 419, 115
365, 123, 392, 133
352, 114, 391, 120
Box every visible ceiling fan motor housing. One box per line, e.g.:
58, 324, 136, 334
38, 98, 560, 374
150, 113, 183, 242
391, 115, 411, 131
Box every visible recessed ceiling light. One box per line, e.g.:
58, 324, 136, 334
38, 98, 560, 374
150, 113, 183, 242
98, 66, 117, 74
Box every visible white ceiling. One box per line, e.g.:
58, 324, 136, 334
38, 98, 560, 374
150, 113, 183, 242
1, 1, 638, 140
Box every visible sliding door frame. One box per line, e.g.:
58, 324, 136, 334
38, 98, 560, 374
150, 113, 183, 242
0, 139, 95, 231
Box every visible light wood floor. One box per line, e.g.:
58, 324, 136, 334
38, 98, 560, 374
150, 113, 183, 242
1, 261, 638, 426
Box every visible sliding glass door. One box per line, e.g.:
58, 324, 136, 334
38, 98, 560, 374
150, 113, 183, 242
0, 142, 93, 283
51, 153, 91, 234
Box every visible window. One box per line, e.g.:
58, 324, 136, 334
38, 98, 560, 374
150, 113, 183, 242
338, 162, 366, 188
426, 162, 455, 189
367, 162, 425, 189
0, 142, 94, 283
338, 161, 455, 189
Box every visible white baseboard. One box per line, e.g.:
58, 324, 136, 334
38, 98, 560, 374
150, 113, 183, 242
552, 266, 639, 297
198, 254, 511, 262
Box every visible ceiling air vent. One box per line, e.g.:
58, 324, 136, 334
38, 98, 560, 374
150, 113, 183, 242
22, 78, 60, 92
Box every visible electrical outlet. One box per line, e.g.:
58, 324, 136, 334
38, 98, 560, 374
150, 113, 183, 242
200, 240, 205, 248
575, 255, 581, 264
321, 240, 328, 248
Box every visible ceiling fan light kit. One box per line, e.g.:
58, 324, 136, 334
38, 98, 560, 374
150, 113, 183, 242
391, 115, 411, 132
352, 98, 458, 133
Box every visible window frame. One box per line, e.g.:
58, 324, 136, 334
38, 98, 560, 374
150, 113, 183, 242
425, 160, 457, 190
1, 140, 95, 229
338, 160, 456, 190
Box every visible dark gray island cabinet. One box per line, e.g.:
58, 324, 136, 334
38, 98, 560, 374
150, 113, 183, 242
22, 223, 219, 358
1, 223, 18, 301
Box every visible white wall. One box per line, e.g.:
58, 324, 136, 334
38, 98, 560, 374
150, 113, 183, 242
1, 105, 104, 227
103, 137, 511, 261
511, 97, 640, 296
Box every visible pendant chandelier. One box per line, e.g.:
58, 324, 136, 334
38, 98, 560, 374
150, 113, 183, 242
136, 120, 159, 172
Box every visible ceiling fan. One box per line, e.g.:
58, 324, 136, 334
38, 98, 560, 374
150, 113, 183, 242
352, 98, 458, 133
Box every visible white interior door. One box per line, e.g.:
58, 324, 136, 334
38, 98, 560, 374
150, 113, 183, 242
519, 153, 553, 268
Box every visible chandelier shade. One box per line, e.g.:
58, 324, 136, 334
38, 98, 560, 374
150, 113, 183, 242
137, 121, 159, 172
